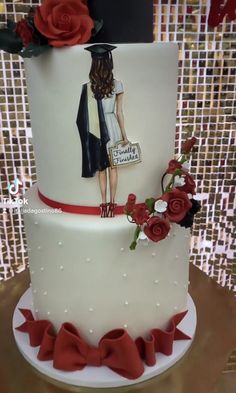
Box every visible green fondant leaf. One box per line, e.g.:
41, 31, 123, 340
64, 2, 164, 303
173, 169, 182, 176
20, 43, 51, 58
130, 226, 141, 251
0, 29, 23, 54
145, 198, 155, 213
92, 19, 103, 37
7, 20, 17, 31
130, 241, 137, 251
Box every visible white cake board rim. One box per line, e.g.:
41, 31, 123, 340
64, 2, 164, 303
13, 288, 197, 388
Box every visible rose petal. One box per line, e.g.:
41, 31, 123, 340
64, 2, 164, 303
39, 0, 59, 20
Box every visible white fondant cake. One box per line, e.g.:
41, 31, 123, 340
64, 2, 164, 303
24, 43, 178, 205
19, 43, 194, 382
24, 184, 190, 346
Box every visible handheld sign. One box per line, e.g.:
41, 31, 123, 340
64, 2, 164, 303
109, 141, 142, 168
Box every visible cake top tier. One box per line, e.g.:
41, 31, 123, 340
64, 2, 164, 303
88, 0, 154, 43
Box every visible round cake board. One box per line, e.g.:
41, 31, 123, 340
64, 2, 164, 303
13, 288, 197, 388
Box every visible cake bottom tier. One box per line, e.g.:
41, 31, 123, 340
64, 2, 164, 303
24, 184, 190, 346
13, 289, 196, 387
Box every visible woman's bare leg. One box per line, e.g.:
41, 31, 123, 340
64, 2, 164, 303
98, 170, 107, 203
109, 167, 118, 203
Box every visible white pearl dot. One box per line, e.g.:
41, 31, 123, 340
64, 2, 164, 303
152, 252, 156, 257
43, 291, 47, 296
123, 324, 128, 328
58, 241, 63, 246
86, 257, 91, 263
60, 265, 64, 271
124, 301, 129, 306
33, 289, 37, 294
120, 247, 125, 252
122, 273, 127, 278
89, 329, 94, 334
156, 303, 160, 307
40, 267, 44, 271
174, 281, 178, 286
188, 280, 191, 285
154, 279, 159, 284
35, 309, 38, 313
174, 306, 178, 311
168, 233, 171, 237
34, 221, 38, 225
64, 309, 68, 313
89, 307, 94, 312
37, 246, 41, 250
29, 283, 32, 287
47, 311, 51, 315
175, 255, 179, 259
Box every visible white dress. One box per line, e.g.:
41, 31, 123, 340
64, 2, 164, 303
101, 79, 124, 149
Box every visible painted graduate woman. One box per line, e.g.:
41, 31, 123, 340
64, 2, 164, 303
76, 44, 129, 218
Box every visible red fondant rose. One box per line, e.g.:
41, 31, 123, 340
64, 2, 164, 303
132, 206, 150, 225
125, 193, 137, 215
181, 137, 197, 154
15, 19, 34, 47
176, 173, 196, 195
162, 189, 192, 223
34, 0, 94, 48
144, 216, 170, 242
167, 159, 182, 174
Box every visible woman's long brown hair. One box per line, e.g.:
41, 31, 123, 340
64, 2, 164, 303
89, 57, 114, 100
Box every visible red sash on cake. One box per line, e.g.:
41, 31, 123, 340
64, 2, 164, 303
16, 308, 190, 379
38, 189, 126, 215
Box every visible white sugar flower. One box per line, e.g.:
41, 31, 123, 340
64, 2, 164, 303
154, 200, 168, 213
182, 161, 190, 172
173, 175, 185, 187
137, 231, 149, 247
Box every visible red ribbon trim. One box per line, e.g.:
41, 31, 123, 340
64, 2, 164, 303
16, 308, 191, 380
38, 190, 126, 215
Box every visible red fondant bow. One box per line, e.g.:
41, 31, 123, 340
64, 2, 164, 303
16, 309, 144, 379
135, 311, 191, 366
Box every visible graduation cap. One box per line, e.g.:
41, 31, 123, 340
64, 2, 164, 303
85, 44, 117, 59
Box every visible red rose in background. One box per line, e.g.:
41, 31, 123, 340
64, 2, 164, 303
132, 206, 150, 225
181, 137, 197, 154
144, 216, 170, 242
176, 173, 196, 195
34, 0, 94, 47
15, 19, 34, 47
162, 189, 192, 223
167, 159, 182, 174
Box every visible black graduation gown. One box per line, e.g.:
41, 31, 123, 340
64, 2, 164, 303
76, 84, 110, 178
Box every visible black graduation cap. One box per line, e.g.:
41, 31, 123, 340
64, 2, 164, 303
85, 44, 117, 59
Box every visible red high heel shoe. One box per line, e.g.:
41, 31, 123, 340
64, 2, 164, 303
100, 203, 108, 218
107, 202, 117, 218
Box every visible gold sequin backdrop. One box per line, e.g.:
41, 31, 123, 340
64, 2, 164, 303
0, 0, 235, 369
